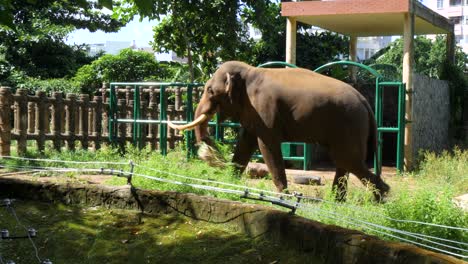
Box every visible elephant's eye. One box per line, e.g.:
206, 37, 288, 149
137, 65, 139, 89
207, 87, 213, 95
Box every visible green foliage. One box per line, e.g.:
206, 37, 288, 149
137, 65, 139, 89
373, 36, 466, 78
416, 147, 468, 192
0, 0, 124, 84
373, 36, 467, 140
73, 48, 173, 94
15, 77, 80, 95
115, 1, 348, 79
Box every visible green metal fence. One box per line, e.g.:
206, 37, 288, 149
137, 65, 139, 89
108, 61, 405, 174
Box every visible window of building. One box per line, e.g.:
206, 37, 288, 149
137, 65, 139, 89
450, 0, 462, 6
450, 16, 462, 24
437, 0, 444, 8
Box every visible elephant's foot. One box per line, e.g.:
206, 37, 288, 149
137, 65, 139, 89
374, 180, 390, 202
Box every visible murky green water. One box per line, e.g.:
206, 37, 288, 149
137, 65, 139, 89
0, 200, 321, 264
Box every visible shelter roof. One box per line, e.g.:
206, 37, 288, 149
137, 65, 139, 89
281, 0, 453, 36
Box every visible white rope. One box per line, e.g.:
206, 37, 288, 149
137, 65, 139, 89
298, 204, 468, 252
4, 203, 42, 263
0, 156, 128, 166
298, 204, 468, 258
134, 164, 295, 198
0, 164, 103, 173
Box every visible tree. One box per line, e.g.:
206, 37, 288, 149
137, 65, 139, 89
115, 1, 348, 80
73, 48, 171, 93
0, 0, 124, 82
373, 35, 466, 78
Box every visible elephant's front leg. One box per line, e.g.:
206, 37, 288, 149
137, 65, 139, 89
232, 128, 258, 175
257, 137, 287, 192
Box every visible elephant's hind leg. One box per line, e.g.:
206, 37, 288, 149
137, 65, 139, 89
332, 168, 348, 202
348, 164, 390, 201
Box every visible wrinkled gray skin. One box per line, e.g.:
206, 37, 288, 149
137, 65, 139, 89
194, 61, 389, 201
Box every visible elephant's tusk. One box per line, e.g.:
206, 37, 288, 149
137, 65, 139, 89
167, 114, 209, 131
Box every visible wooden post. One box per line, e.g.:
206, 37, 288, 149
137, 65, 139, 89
148, 102, 158, 150
93, 96, 103, 150
36, 91, 47, 153
141, 100, 148, 148
349, 36, 358, 83
403, 12, 415, 170
446, 31, 456, 64
27, 102, 35, 135
52, 92, 63, 151
286, 17, 297, 65
80, 94, 89, 150
0, 87, 12, 156
127, 99, 133, 138
16, 89, 28, 156
102, 97, 109, 137
66, 93, 77, 151
168, 105, 175, 149
175, 87, 181, 110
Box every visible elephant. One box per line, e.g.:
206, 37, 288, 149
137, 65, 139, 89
168, 61, 390, 201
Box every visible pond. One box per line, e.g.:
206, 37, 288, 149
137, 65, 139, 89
0, 199, 321, 264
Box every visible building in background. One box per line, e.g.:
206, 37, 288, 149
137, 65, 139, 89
87, 41, 131, 56
356, 36, 393, 61
426, 0, 468, 53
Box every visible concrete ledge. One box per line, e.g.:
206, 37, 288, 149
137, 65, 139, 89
0, 177, 464, 264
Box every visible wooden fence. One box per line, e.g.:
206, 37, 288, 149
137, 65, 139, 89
0, 85, 203, 156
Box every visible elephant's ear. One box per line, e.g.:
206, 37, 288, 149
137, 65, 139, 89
225, 72, 235, 103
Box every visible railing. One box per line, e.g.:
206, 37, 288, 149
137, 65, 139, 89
0, 87, 107, 155
0, 85, 201, 156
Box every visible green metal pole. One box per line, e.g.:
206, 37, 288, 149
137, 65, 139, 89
133, 84, 141, 148
374, 78, 382, 177
303, 143, 311, 170
215, 114, 221, 141
396, 83, 405, 172
160, 85, 167, 156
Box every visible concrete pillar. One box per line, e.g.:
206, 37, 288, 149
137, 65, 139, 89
446, 31, 456, 64
349, 36, 358, 82
403, 12, 415, 170
286, 17, 297, 65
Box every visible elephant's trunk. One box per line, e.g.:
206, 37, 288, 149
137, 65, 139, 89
193, 105, 226, 167
194, 103, 212, 145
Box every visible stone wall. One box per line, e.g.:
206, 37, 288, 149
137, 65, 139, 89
0, 177, 464, 264
411, 74, 450, 161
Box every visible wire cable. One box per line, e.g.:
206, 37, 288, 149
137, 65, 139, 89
0, 156, 128, 166
298, 204, 468, 258
4, 203, 42, 263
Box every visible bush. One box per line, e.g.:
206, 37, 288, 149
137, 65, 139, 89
73, 48, 173, 94
15, 76, 80, 94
